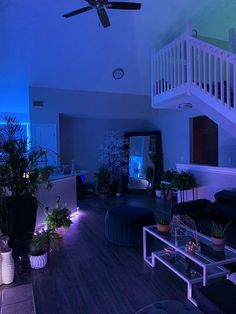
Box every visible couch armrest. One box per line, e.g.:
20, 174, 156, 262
172, 199, 218, 221
195, 279, 236, 314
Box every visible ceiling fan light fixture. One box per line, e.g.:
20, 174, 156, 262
112, 68, 124, 80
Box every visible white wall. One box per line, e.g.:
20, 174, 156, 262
177, 164, 236, 201
29, 86, 159, 158
155, 108, 236, 170
29, 86, 236, 185
60, 116, 159, 181
219, 128, 236, 167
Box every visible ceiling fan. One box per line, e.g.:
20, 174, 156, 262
63, 0, 142, 28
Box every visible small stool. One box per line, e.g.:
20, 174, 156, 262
105, 206, 155, 246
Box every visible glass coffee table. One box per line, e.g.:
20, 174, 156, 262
143, 225, 236, 306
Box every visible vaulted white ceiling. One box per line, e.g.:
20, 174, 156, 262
1, 0, 236, 99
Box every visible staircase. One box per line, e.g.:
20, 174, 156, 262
152, 25, 236, 137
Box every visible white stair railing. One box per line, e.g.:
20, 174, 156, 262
189, 37, 236, 110
152, 34, 187, 98
152, 26, 236, 112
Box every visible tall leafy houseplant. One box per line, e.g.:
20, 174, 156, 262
98, 131, 128, 194
94, 167, 111, 198
0, 116, 51, 244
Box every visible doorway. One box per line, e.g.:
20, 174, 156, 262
190, 116, 218, 166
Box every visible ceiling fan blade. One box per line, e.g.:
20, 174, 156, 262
106, 2, 141, 10
97, 8, 110, 28
63, 6, 92, 18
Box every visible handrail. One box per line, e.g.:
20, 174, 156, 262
152, 28, 236, 111
189, 37, 236, 63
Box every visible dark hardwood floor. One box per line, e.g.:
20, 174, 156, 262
8, 195, 190, 314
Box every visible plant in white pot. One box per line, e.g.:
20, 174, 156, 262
29, 231, 51, 269
211, 221, 232, 249
46, 198, 72, 237
155, 183, 165, 199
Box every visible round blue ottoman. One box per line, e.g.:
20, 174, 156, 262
105, 206, 155, 246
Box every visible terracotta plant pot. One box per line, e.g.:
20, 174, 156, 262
56, 227, 67, 238
157, 223, 170, 233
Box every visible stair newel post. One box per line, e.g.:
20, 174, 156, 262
186, 22, 192, 96
234, 61, 236, 111
228, 28, 236, 53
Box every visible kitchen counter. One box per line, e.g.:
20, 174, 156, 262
49, 170, 88, 182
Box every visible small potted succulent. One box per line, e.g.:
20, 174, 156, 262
46, 198, 72, 237
157, 218, 171, 232
211, 221, 232, 249
29, 231, 51, 269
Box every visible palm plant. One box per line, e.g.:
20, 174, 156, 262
0, 115, 53, 242
0, 116, 50, 197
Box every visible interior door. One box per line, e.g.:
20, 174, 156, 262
190, 116, 218, 166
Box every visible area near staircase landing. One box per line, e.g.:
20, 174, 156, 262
152, 24, 236, 138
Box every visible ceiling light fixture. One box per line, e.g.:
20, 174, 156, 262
112, 68, 124, 80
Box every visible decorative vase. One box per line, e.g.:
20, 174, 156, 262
1, 249, 14, 284
157, 223, 171, 233
30, 253, 48, 269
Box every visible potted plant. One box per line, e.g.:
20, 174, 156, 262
162, 170, 178, 183
211, 221, 232, 248
29, 231, 51, 269
171, 171, 196, 191
0, 116, 52, 245
155, 183, 165, 198
98, 131, 128, 195
157, 218, 171, 232
46, 198, 72, 237
94, 166, 111, 199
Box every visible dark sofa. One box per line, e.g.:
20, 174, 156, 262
173, 190, 236, 314
172, 190, 236, 249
